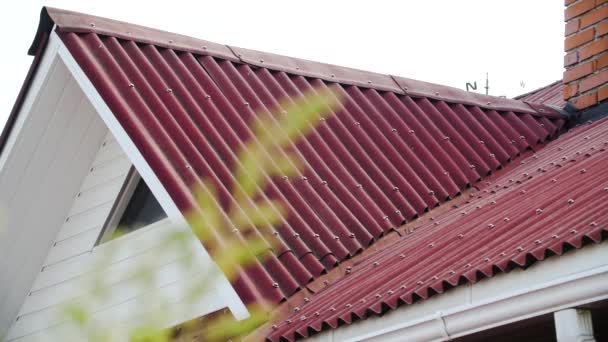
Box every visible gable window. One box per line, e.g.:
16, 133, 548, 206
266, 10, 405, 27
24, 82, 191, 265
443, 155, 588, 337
96, 167, 167, 244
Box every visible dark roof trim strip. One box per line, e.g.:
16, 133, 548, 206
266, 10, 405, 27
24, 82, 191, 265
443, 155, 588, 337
30, 6, 564, 118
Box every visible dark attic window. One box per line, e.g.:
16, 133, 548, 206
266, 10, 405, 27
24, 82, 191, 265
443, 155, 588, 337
96, 168, 167, 244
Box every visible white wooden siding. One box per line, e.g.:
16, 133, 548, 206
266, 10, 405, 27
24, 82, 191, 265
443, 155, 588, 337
6, 107, 229, 342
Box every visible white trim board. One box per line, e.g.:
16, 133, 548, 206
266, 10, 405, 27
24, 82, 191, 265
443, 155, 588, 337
55, 32, 248, 321
308, 241, 608, 342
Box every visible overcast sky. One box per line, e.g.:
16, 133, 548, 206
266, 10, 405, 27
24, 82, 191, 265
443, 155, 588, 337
1, 1, 563, 131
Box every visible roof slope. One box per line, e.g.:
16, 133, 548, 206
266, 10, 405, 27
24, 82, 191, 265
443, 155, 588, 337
36, 7, 566, 308
268, 117, 608, 341
514, 80, 565, 108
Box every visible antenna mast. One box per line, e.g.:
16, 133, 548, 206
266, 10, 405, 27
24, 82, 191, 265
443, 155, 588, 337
485, 72, 489, 95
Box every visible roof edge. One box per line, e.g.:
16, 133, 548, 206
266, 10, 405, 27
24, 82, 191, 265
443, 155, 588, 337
32, 6, 564, 118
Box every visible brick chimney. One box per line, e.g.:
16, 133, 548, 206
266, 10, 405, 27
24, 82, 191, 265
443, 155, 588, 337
563, 0, 608, 109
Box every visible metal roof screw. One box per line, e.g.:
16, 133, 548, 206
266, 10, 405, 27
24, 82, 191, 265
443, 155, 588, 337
272, 231, 279, 236
349, 233, 356, 238
244, 102, 249, 106
464, 263, 471, 268
429, 190, 435, 196
395, 210, 401, 214
523, 172, 529, 177
314, 233, 320, 238
345, 266, 352, 274
323, 280, 329, 285
604, 187, 608, 192
314, 311, 320, 316
375, 293, 382, 298
282, 175, 288, 180
373, 261, 380, 267
552, 234, 559, 239
202, 45, 208, 50
294, 233, 300, 238
444, 136, 450, 141
539, 108, 545, 113
354, 122, 360, 126
383, 215, 389, 221
330, 74, 335, 78
510, 140, 516, 144
516, 246, 524, 252
271, 324, 278, 330
416, 281, 424, 285
499, 252, 506, 257
294, 307, 300, 312
409, 129, 415, 134
166, 88, 173, 93
301, 176, 307, 181
392, 186, 399, 192
590, 222, 598, 227
490, 200, 497, 204
320, 117, 326, 121
399, 254, 405, 259
480, 140, 485, 145
286, 319, 292, 324
585, 136, 590, 140
388, 290, 394, 295
428, 243, 435, 248
457, 234, 464, 239
435, 92, 440, 96
128, 83, 135, 88
168, 40, 173, 43
330, 307, 336, 312
448, 270, 455, 275
205, 95, 211, 99
503, 217, 510, 222
552, 178, 557, 183
520, 190, 526, 195
570, 229, 578, 234
490, 153, 496, 158
469, 164, 476, 169
431, 276, 438, 281
533, 154, 539, 159
483, 257, 490, 262
434, 222, 440, 226
321, 180, 328, 185
259, 59, 264, 63
488, 223, 495, 229
520, 135, 526, 140
400, 284, 407, 289
392, 128, 398, 132
403, 86, 409, 91
460, 211, 467, 216
295, 66, 300, 70
346, 303, 352, 308
487, 102, 491, 105
534, 239, 542, 245
89, 22, 95, 27
580, 169, 587, 174
475, 205, 481, 209
272, 282, 279, 288
334, 236, 340, 240
367, 80, 373, 84
567, 199, 575, 205
300, 315, 307, 321
535, 208, 543, 214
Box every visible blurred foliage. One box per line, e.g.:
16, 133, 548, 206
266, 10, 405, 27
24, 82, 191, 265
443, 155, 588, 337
45, 87, 341, 342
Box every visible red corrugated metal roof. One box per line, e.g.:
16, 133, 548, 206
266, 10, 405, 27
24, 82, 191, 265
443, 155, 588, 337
267, 117, 608, 341
514, 80, 566, 108
33, 7, 568, 311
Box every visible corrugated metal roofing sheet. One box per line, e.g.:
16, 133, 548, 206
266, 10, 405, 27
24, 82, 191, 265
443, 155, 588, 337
515, 80, 566, 108
36, 7, 567, 310
268, 117, 608, 341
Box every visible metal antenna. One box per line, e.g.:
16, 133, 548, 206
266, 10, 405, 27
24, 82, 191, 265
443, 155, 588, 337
485, 72, 489, 95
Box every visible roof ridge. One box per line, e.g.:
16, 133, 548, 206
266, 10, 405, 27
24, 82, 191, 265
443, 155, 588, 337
33, 6, 563, 118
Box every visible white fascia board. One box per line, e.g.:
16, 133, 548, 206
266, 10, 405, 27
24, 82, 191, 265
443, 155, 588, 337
310, 242, 608, 342
54, 32, 249, 321
0, 29, 61, 173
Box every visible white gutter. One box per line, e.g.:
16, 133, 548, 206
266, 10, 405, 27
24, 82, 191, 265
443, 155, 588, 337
349, 262, 608, 342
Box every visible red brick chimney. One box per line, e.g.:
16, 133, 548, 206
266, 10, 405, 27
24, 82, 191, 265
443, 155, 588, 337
563, 0, 608, 109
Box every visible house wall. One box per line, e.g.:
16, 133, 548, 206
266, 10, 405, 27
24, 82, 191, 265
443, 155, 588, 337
6, 128, 229, 341
2, 51, 237, 341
